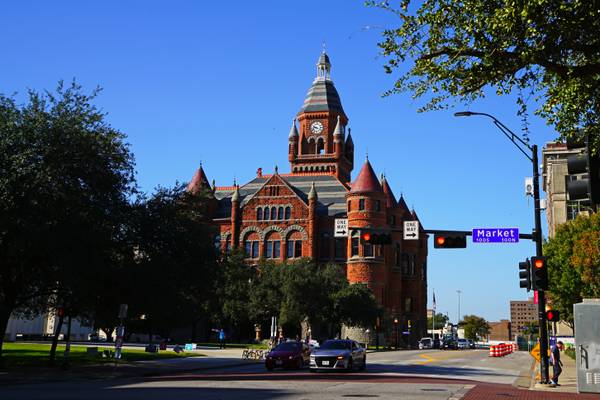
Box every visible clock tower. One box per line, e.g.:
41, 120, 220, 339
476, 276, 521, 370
289, 51, 354, 183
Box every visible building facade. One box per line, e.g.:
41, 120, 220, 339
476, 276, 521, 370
542, 141, 589, 237
487, 320, 511, 342
510, 298, 538, 339
188, 52, 429, 343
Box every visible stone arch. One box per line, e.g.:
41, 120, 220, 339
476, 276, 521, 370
221, 231, 231, 241
240, 226, 263, 241
263, 225, 285, 239
283, 225, 308, 240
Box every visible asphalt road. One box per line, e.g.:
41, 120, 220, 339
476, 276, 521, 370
0, 349, 534, 400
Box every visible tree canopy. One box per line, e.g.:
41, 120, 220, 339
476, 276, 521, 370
369, 0, 600, 149
427, 312, 449, 330
544, 212, 600, 327
459, 314, 490, 340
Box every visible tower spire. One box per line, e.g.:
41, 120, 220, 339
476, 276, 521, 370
316, 50, 331, 80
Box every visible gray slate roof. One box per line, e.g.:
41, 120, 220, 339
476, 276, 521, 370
214, 174, 348, 219
298, 80, 345, 115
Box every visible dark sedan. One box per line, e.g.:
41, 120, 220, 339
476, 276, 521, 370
265, 341, 310, 370
309, 339, 366, 371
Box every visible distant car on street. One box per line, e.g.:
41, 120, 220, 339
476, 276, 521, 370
457, 338, 470, 349
265, 341, 310, 371
468, 339, 476, 349
418, 337, 433, 349
441, 337, 458, 350
310, 339, 366, 371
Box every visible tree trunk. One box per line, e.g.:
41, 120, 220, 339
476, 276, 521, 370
0, 304, 14, 369
61, 316, 72, 369
101, 327, 115, 342
49, 313, 65, 366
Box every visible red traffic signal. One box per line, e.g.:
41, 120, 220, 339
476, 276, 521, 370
433, 234, 466, 248
360, 230, 391, 245
546, 310, 560, 322
531, 256, 548, 291
56, 307, 65, 317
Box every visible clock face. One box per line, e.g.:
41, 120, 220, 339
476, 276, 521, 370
310, 121, 324, 134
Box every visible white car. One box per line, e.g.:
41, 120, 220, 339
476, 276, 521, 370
457, 338, 470, 349
418, 337, 433, 349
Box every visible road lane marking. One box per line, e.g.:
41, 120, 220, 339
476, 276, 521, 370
417, 354, 436, 364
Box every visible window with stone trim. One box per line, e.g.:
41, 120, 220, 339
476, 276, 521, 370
364, 242, 373, 257
277, 207, 284, 220
359, 199, 365, 210
286, 231, 303, 258
351, 231, 359, 257
244, 232, 260, 259
257, 208, 263, 220
271, 206, 277, 220
264, 207, 270, 220
284, 206, 291, 220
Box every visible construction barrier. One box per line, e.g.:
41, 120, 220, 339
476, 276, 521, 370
489, 343, 517, 357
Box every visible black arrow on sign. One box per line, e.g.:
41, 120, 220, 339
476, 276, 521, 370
405, 232, 417, 238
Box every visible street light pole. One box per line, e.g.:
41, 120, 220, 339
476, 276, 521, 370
456, 290, 462, 325
454, 111, 550, 384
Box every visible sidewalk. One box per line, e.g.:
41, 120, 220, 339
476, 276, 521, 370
0, 347, 257, 386
532, 352, 578, 394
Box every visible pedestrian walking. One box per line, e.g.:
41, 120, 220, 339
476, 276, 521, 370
218, 329, 226, 349
550, 341, 564, 387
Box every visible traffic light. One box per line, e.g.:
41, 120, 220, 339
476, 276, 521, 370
519, 258, 531, 291
433, 234, 467, 248
360, 230, 392, 245
545, 309, 560, 322
531, 256, 548, 291
566, 134, 600, 207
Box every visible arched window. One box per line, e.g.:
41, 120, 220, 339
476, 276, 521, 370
271, 206, 277, 219
264, 207, 270, 220
286, 231, 303, 259
277, 207, 284, 220
265, 232, 281, 259
284, 206, 291, 220
317, 138, 324, 154
244, 232, 260, 259
257, 207, 263, 221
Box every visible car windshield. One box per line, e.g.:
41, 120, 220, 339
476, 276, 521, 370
320, 340, 351, 350
273, 342, 300, 351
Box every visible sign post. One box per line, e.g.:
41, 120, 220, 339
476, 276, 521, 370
334, 219, 348, 237
403, 221, 419, 240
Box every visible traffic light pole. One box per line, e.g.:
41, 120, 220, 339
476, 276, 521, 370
455, 112, 549, 383
532, 145, 550, 384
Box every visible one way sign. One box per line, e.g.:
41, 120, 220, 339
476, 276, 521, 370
403, 221, 419, 240
334, 219, 348, 237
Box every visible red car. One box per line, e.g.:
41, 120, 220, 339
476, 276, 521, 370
265, 341, 311, 370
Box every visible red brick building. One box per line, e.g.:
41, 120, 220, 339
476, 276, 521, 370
188, 51, 428, 342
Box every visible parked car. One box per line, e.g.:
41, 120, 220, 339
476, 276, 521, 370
468, 339, 476, 349
457, 338, 470, 349
310, 339, 366, 372
265, 341, 310, 371
418, 337, 433, 349
441, 337, 458, 350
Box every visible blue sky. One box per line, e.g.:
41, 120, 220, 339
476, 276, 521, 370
1, 1, 556, 322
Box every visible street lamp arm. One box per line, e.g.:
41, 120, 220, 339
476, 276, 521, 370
454, 111, 533, 161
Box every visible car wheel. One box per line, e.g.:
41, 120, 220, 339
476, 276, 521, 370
359, 355, 366, 371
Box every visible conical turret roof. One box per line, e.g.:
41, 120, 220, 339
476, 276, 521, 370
350, 159, 382, 193
298, 51, 345, 115
381, 175, 397, 208
187, 164, 211, 194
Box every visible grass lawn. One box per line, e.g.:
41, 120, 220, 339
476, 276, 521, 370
1, 343, 203, 368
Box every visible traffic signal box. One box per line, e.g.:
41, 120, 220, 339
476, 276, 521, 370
360, 230, 392, 245
519, 258, 531, 291
546, 309, 560, 322
531, 256, 548, 291
567, 134, 600, 207
433, 234, 467, 248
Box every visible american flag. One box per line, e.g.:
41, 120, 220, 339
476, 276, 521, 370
433, 290, 436, 311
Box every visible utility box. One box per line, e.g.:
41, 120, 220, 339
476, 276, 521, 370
574, 299, 600, 393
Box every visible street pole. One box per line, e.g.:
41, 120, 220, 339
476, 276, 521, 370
456, 290, 462, 325
532, 144, 550, 383
454, 112, 549, 383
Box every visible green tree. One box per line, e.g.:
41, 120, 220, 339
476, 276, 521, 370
128, 185, 218, 342
427, 313, 449, 330
544, 212, 600, 328
333, 283, 380, 328
459, 315, 490, 341
0, 82, 135, 366
368, 0, 600, 148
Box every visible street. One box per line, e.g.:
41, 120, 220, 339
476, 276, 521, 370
0, 349, 542, 400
